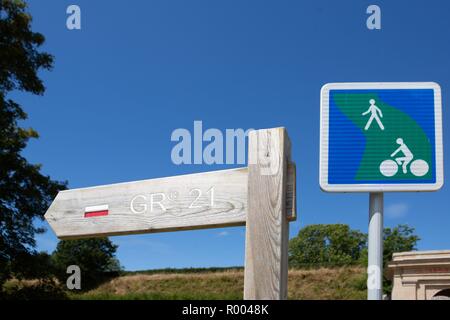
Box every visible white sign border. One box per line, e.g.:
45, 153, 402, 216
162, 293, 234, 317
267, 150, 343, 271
320, 82, 444, 193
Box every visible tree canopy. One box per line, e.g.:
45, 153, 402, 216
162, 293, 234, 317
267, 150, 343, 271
289, 224, 420, 269
0, 0, 66, 289
289, 224, 367, 267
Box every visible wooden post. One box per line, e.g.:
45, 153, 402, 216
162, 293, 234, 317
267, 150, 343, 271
244, 127, 291, 300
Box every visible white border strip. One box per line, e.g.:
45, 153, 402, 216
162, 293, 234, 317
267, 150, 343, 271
85, 204, 109, 213
319, 82, 444, 193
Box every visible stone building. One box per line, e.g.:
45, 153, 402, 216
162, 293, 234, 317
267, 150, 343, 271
388, 250, 450, 300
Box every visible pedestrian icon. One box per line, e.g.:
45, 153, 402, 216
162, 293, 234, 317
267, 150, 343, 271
362, 99, 385, 131
379, 138, 429, 177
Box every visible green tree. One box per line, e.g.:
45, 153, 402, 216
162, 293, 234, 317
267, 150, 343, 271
289, 224, 367, 267
0, 0, 66, 291
358, 224, 420, 267
52, 238, 121, 290
383, 224, 419, 264
383, 224, 419, 293
11, 251, 56, 280
357, 224, 420, 294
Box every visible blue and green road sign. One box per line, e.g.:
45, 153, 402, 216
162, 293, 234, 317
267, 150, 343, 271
320, 82, 443, 192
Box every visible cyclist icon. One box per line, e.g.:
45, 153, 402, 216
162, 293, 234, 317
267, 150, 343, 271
362, 99, 385, 131
390, 138, 413, 174
379, 138, 429, 177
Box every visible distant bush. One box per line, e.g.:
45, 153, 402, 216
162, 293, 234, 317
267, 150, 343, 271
10, 252, 56, 280
52, 238, 121, 291
289, 223, 420, 296
289, 224, 367, 268
3, 279, 67, 300
289, 224, 419, 270
0, 252, 63, 300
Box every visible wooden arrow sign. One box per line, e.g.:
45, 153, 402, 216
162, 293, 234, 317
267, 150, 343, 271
45, 127, 296, 300
45, 164, 296, 239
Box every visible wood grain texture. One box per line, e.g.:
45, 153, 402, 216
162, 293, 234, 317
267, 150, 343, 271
45, 165, 296, 240
244, 127, 290, 300
45, 168, 248, 239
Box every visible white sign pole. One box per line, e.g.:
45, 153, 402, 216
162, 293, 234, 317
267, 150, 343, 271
367, 192, 384, 300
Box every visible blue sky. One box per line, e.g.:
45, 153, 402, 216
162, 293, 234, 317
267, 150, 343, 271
15, 0, 449, 270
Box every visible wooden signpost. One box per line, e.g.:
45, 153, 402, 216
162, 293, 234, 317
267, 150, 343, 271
45, 127, 297, 300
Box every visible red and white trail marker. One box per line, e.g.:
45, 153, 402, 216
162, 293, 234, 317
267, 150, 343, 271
84, 205, 109, 218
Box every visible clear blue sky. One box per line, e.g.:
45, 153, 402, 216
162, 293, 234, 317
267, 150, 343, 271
17, 0, 449, 270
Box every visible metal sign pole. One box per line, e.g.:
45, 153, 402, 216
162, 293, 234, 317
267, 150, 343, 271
368, 192, 384, 300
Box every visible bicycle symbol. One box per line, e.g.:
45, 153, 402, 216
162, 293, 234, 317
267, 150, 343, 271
379, 138, 429, 177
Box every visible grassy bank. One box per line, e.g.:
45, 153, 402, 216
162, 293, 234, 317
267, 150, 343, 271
69, 266, 366, 300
